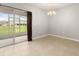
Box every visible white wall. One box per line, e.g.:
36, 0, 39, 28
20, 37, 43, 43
50, 4, 79, 39
2, 3, 79, 41
2, 3, 49, 38
25, 6, 49, 37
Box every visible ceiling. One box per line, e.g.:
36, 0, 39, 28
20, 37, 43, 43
26, 3, 72, 10
1, 3, 72, 11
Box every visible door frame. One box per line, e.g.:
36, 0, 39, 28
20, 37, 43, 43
27, 11, 32, 41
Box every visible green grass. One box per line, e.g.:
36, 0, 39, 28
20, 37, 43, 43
0, 25, 27, 36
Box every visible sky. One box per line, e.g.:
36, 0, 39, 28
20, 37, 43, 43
0, 12, 8, 21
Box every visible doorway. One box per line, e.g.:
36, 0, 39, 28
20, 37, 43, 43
0, 5, 32, 47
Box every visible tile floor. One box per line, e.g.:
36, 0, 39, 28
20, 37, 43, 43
0, 36, 79, 56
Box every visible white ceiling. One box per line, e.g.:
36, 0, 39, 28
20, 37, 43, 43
1, 3, 72, 11
26, 3, 72, 10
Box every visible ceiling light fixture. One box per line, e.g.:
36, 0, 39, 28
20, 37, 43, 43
47, 9, 56, 16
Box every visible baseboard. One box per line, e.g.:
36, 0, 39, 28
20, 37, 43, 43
32, 34, 79, 42
32, 34, 49, 40
50, 34, 79, 42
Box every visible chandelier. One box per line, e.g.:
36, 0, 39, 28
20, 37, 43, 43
47, 9, 56, 16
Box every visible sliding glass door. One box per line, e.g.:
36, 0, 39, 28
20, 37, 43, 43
0, 5, 27, 47
15, 15, 27, 43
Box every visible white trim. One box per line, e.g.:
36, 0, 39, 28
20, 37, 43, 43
32, 34, 79, 42
32, 34, 49, 40
50, 34, 79, 42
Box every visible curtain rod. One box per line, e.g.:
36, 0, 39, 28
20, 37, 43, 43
0, 4, 28, 12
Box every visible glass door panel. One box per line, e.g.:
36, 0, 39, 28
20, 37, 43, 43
0, 12, 13, 47
15, 15, 20, 34
20, 16, 27, 33
9, 14, 14, 36
15, 15, 27, 43
0, 12, 9, 38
